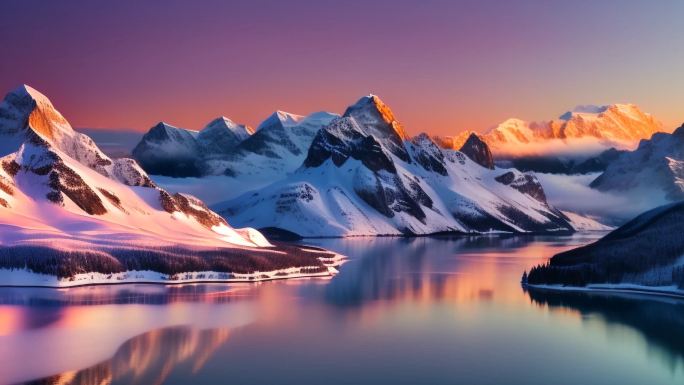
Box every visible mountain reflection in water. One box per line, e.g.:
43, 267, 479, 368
526, 288, 684, 370
26, 327, 231, 385
3, 234, 684, 385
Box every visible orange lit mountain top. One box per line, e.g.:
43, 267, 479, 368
434, 104, 664, 157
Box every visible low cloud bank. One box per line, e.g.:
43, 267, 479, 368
536, 173, 667, 225
492, 137, 637, 158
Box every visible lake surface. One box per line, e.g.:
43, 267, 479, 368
1, 234, 683, 385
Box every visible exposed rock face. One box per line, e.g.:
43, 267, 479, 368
495, 171, 547, 203
343, 95, 410, 162
409, 134, 448, 176
111, 158, 156, 188
159, 190, 227, 228
303, 116, 428, 223
197, 117, 253, 156
304, 117, 396, 173
132, 122, 201, 177
459, 133, 494, 169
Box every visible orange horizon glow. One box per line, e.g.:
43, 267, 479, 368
2, 1, 683, 137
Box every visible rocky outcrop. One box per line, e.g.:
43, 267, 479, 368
495, 171, 547, 203
343, 95, 410, 162
459, 133, 494, 169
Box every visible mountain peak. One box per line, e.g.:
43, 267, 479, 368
342, 94, 410, 162
0, 84, 73, 148
459, 133, 494, 169
344, 94, 408, 140
257, 110, 305, 131
8, 84, 53, 105
197, 116, 253, 153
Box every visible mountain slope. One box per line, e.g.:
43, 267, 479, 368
132, 122, 201, 177
590, 124, 684, 203
216, 95, 580, 237
526, 201, 684, 290
0, 85, 341, 286
217, 110, 338, 177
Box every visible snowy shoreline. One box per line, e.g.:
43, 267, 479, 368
0, 257, 344, 288
526, 283, 684, 300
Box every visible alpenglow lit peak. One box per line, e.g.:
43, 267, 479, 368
434, 103, 664, 157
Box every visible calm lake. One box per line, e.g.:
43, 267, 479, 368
1, 234, 683, 385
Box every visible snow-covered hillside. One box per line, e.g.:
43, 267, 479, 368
216, 110, 338, 178
526, 201, 684, 293
590, 124, 684, 203
216, 95, 593, 237
0, 85, 341, 286
435, 104, 663, 158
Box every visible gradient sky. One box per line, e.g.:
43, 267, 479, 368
1, 0, 682, 135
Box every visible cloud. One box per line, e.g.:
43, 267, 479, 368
493, 137, 632, 158
536, 172, 667, 225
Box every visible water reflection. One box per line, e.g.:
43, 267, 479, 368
526, 288, 684, 370
313, 235, 586, 308
3, 234, 684, 385
26, 327, 232, 385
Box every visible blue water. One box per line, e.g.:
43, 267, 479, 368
0, 234, 683, 384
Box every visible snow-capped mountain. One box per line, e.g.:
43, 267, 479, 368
132, 122, 201, 177
590, 124, 684, 203
217, 110, 338, 177
132, 110, 336, 179
436, 104, 663, 158
526, 201, 684, 292
197, 117, 253, 155
132, 116, 256, 177
216, 95, 589, 237
0, 85, 341, 286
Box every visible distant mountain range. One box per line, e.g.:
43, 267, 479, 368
436, 104, 663, 156
209, 95, 606, 237
0, 85, 341, 286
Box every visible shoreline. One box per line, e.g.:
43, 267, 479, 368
0, 258, 345, 289
526, 283, 684, 300
284, 229, 606, 241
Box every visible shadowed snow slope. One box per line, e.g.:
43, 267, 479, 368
590, 124, 684, 204
526, 201, 684, 290
216, 95, 596, 237
132, 109, 337, 178
0, 85, 340, 285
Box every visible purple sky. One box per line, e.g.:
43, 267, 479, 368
1, 0, 682, 135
